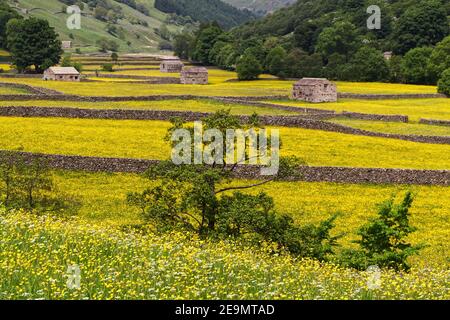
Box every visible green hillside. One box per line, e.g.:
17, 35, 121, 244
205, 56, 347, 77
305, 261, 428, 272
154, 0, 255, 30
223, 0, 296, 15
7, 0, 182, 53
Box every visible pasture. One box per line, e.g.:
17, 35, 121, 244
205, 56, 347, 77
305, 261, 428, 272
0, 56, 449, 300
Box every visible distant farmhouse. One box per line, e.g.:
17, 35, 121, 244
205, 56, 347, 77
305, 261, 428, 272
62, 41, 72, 49
160, 58, 184, 73
180, 67, 209, 85
383, 51, 393, 60
292, 78, 337, 103
43, 67, 80, 82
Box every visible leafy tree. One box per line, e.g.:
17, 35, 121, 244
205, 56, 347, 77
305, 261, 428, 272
111, 52, 119, 63
0, 151, 79, 214
101, 63, 114, 72
128, 110, 339, 260
324, 53, 347, 80
266, 46, 287, 78
158, 40, 173, 51
61, 54, 83, 72
401, 47, 436, 84
294, 21, 320, 54
388, 55, 404, 83
94, 5, 109, 21
428, 36, 450, 79
350, 47, 389, 82
316, 21, 359, 60
158, 23, 171, 41
217, 43, 238, 70
437, 68, 450, 96
236, 52, 262, 80
173, 32, 194, 60
208, 40, 229, 66
6, 18, 62, 73
0, 0, 20, 48
393, 0, 449, 55
192, 23, 223, 64
340, 192, 422, 271
96, 38, 119, 52
284, 49, 323, 78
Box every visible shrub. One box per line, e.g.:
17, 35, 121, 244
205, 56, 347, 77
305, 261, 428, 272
61, 54, 83, 72
96, 38, 119, 52
111, 52, 118, 63
437, 68, 450, 96
340, 192, 422, 271
101, 63, 114, 72
158, 40, 173, 51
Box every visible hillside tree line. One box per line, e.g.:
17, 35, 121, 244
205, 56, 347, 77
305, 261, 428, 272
174, 0, 450, 93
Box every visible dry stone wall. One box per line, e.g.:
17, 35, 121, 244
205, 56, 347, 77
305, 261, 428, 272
2, 150, 448, 186
420, 119, 450, 127
340, 111, 408, 122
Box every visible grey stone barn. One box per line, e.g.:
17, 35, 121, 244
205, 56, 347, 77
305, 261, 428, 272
43, 67, 81, 82
180, 67, 209, 85
292, 78, 337, 103
160, 59, 184, 73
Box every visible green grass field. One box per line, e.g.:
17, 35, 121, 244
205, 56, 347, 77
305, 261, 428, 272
1, 117, 449, 169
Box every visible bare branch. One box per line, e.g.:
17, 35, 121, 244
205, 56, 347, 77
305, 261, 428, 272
215, 178, 274, 194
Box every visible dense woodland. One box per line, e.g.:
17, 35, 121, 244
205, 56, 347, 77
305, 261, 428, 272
154, 0, 255, 30
174, 0, 450, 88
223, 0, 297, 16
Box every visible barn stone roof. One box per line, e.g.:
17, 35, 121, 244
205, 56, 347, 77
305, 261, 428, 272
47, 67, 80, 75
161, 60, 183, 65
182, 67, 208, 74
294, 78, 333, 86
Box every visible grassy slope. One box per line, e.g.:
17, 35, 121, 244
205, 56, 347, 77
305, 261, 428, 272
11, 0, 180, 53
